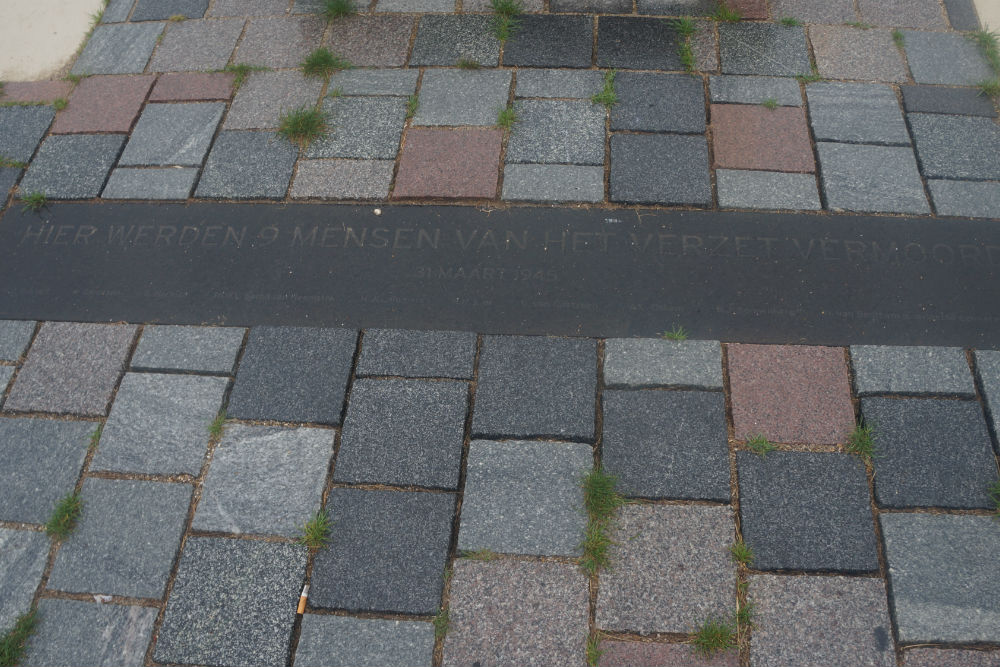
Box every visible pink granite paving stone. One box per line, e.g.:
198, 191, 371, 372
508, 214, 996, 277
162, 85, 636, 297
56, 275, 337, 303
728, 344, 855, 445
149, 73, 235, 102
4, 322, 138, 416
51, 75, 155, 134
325, 16, 415, 67
393, 128, 502, 199
712, 104, 815, 173
725, 0, 768, 19
234, 16, 326, 68
600, 640, 739, 666
904, 649, 1000, 666
809, 25, 908, 83
442, 559, 589, 666
0, 81, 74, 104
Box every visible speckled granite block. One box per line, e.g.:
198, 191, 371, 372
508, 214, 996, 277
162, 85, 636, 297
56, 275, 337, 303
149, 72, 235, 101
501, 164, 605, 202
148, 18, 244, 71
23, 599, 156, 667
412, 69, 511, 127
72, 23, 163, 75
120, 103, 225, 166
904, 31, 993, 85
0, 528, 49, 633
51, 75, 154, 134
290, 159, 394, 199
858, 0, 946, 28
717, 170, 821, 211
0, 106, 55, 163
806, 82, 909, 145
195, 130, 298, 200
101, 0, 134, 22
909, 114, 1000, 181
131, 325, 244, 373
357, 329, 476, 378
132, 0, 207, 19
18, 134, 126, 200
596, 504, 735, 634
0, 367, 12, 395
47, 478, 191, 598
604, 338, 721, 388
719, 23, 811, 76
818, 143, 929, 214
102, 168, 199, 200
769, 0, 856, 23
234, 16, 326, 68
709, 75, 802, 106
502, 16, 593, 68
327, 69, 419, 96
306, 96, 407, 158
294, 615, 434, 667
442, 560, 589, 666
392, 128, 502, 199
611, 72, 705, 134
0, 169, 19, 201
851, 345, 974, 395
505, 99, 606, 165
600, 641, 738, 666
808, 26, 908, 82
610, 133, 712, 205
597, 17, 683, 70
930, 180, 1000, 219
224, 71, 324, 130
901, 85, 997, 118
904, 649, 1000, 666
712, 104, 814, 173
154, 537, 307, 666
0, 321, 35, 361
4, 322, 136, 416
193, 425, 333, 536
324, 16, 414, 67
409, 15, 500, 67
974, 350, 1000, 452
515, 69, 603, 99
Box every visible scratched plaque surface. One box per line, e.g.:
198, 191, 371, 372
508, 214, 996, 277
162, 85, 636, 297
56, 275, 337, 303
0, 203, 998, 347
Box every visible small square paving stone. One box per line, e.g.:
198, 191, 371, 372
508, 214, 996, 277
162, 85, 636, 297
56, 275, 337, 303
5, 323, 136, 416
458, 440, 591, 556
120, 103, 224, 166
410, 16, 499, 67
501, 163, 605, 202
809, 26, 908, 82
442, 560, 589, 666
357, 329, 476, 378
904, 649, 1000, 667
712, 104, 814, 173
225, 71, 324, 130
131, 325, 244, 373
0, 106, 55, 163
860, 397, 997, 509
102, 167, 199, 199
195, 130, 298, 199
0, 320, 35, 361
597, 17, 683, 70
0, 418, 92, 524
101, 0, 134, 21
900, 85, 996, 118
335, 379, 467, 488
600, 641, 738, 667
597, 505, 734, 634
51, 75, 154, 134
71, 23, 163, 75
228, 326, 357, 423
806, 82, 909, 145
930, 180, 1000, 219
294, 616, 434, 667
720, 23, 810, 76
738, 451, 879, 572
905, 31, 993, 85
18, 134, 125, 200
392, 128, 502, 199
193, 425, 333, 536
604, 338, 722, 388
709, 75, 802, 106
291, 159, 394, 199
412, 70, 511, 127
235, 16, 326, 68
325, 16, 414, 67
769, 0, 856, 23
132, 0, 207, 19
0, 81, 73, 103
22, 599, 156, 667
717, 169, 821, 210
515, 69, 603, 99
881, 514, 1000, 644
91, 373, 227, 475
472, 335, 596, 441
976, 350, 1000, 449
311, 488, 454, 614
154, 537, 307, 666
818, 142, 930, 214
943, 0, 981, 30
602, 390, 730, 501
47, 478, 191, 598
610, 133, 712, 205
327, 69, 419, 96
307, 96, 407, 158
209, 0, 289, 14
728, 343, 854, 444
612, 72, 705, 133
0, 529, 49, 633
851, 345, 975, 395
502, 16, 593, 68
148, 18, 244, 71
909, 114, 1000, 181
505, 99, 605, 165
749, 575, 894, 667
858, 0, 946, 28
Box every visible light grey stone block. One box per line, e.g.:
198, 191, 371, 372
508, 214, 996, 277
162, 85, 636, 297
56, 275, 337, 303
904, 31, 993, 85
0, 106, 55, 163
102, 168, 198, 200
409, 15, 499, 67
709, 75, 802, 106
357, 329, 476, 379
506, 99, 606, 166
19, 134, 126, 200
131, 325, 245, 373
290, 159, 394, 199
306, 96, 407, 159
850, 345, 974, 395
195, 130, 298, 199
806, 82, 909, 145
23, 599, 156, 667
101, 0, 135, 22
148, 17, 243, 72
0, 367, 12, 395
295, 615, 433, 667
929, 180, 1000, 219
719, 23, 811, 76
717, 169, 821, 210
120, 103, 224, 166
515, 69, 603, 99
501, 163, 604, 202
0, 528, 49, 633
908, 114, 1000, 181
328, 69, 419, 96
0, 320, 35, 361
72, 23, 164, 75
604, 338, 722, 388
818, 142, 929, 214
412, 70, 512, 127
974, 349, 1000, 453
224, 70, 324, 130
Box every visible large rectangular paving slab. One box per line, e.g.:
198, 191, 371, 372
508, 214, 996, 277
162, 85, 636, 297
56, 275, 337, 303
102, 168, 199, 200
737, 451, 879, 572
47, 478, 191, 598
610, 133, 711, 205
818, 142, 929, 214
310, 488, 454, 615
901, 85, 997, 118
193, 425, 333, 536
4, 322, 136, 416
596, 504, 735, 634
472, 335, 596, 441
850, 345, 975, 395
72, 23, 163, 75
719, 23, 811, 76
324, 16, 414, 67
605, 338, 721, 388
91, 373, 226, 476
294, 615, 433, 667
327, 69, 419, 97
515, 69, 603, 99
904, 31, 992, 85
120, 103, 225, 167
717, 169, 821, 210
881, 514, 1000, 644
291, 159, 394, 199
858, 0, 946, 28
334, 379, 468, 489
611, 72, 705, 134
234, 16, 326, 68
806, 83, 909, 145
411, 70, 511, 128
442, 560, 589, 666
597, 17, 682, 70
502, 16, 592, 68
506, 99, 605, 165
307, 96, 407, 159
51, 75, 154, 134
709, 75, 802, 106
929, 180, 1000, 219
602, 389, 730, 501
148, 17, 244, 71
154, 537, 307, 666
409, 16, 499, 67
23, 599, 156, 667
0, 528, 49, 633
458, 440, 591, 556
808, 25, 908, 82
0, 106, 55, 163
18, 135, 126, 200
195, 131, 298, 199
908, 114, 1000, 181
357, 329, 475, 379
0, 320, 35, 361
224, 71, 325, 130
228, 326, 356, 423
501, 163, 605, 203
131, 325, 244, 373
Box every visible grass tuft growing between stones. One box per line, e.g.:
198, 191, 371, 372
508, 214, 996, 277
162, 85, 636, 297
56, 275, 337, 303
988, 480, 1000, 518
591, 69, 618, 108
0, 156, 27, 169
52, 98, 68, 112
19, 192, 47, 214
846, 422, 876, 463
222, 63, 270, 90
462, 548, 499, 560
691, 616, 736, 657
456, 58, 481, 70
585, 631, 603, 666
406, 94, 418, 120
711, 2, 741, 22
779, 16, 801, 26
278, 106, 329, 149
496, 104, 518, 129
0, 610, 38, 667
845, 21, 874, 29
892, 29, 905, 49
761, 97, 778, 110
660, 324, 688, 341
745, 433, 776, 458
208, 412, 226, 440
579, 468, 624, 576
672, 17, 698, 72
433, 608, 449, 640
978, 78, 1000, 100
46, 492, 82, 541
298, 509, 331, 548
168, 13, 186, 22
322, 0, 355, 21
795, 68, 822, 84
971, 29, 1000, 101
88, 424, 103, 451
301, 48, 351, 78
729, 539, 754, 566
491, 0, 523, 42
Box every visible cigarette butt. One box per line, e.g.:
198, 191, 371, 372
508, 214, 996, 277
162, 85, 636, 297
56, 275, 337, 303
297, 584, 309, 614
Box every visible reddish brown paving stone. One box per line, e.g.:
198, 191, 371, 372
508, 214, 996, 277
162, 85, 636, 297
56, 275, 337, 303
904, 649, 1000, 666
51, 75, 156, 134
809, 25, 908, 82
393, 128, 502, 199
0, 81, 74, 104
149, 73, 235, 102
326, 16, 415, 67
728, 343, 855, 444
600, 640, 739, 666
726, 0, 768, 19
711, 104, 814, 173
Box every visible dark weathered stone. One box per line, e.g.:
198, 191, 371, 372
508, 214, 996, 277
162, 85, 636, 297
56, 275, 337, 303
502, 16, 593, 68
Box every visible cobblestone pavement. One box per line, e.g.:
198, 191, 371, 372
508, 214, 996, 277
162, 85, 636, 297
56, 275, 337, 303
1, 321, 999, 665
1, 0, 999, 216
